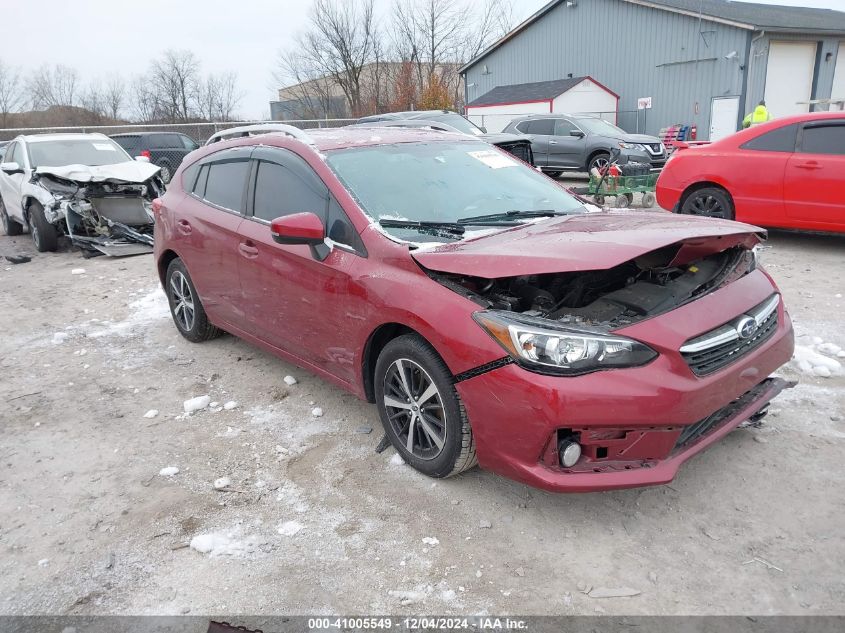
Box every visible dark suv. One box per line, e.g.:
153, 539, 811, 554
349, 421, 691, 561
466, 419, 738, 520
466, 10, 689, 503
110, 132, 199, 183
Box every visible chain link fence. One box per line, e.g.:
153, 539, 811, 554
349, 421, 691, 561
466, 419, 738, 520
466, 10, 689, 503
0, 118, 358, 144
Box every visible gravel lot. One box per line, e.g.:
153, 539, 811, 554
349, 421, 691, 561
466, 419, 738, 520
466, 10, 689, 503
1, 219, 843, 616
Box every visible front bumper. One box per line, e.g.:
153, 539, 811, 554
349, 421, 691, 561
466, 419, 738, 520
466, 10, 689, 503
620, 148, 666, 169
455, 274, 795, 492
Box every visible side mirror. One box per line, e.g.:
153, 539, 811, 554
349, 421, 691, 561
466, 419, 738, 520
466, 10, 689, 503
270, 212, 324, 246
569, 130, 585, 138
1, 161, 23, 174
135, 155, 151, 163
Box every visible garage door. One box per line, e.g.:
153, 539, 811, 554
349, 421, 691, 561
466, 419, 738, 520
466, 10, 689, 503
833, 42, 845, 110
764, 41, 817, 117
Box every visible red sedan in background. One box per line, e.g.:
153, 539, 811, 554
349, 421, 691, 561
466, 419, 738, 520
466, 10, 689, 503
657, 112, 845, 232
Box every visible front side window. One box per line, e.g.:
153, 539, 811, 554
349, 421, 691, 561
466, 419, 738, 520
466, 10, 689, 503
554, 119, 578, 136
574, 117, 627, 137
203, 159, 250, 212
326, 141, 584, 241
27, 138, 132, 168
180, 135, 199, 151
741, 124, 798, 153
6, 142, 22, 166
800, 123, 845, 156
252, 157, 328, 222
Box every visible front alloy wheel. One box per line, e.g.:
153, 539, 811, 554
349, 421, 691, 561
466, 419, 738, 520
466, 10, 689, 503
383, 358, 447, 460
374, 334, 477, 478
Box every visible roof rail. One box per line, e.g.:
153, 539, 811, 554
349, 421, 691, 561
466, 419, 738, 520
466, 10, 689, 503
354, 120, 466, 135
204, 123, 315, 146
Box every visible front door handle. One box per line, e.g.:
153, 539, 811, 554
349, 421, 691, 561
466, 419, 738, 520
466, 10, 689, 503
177, 219, 192, 235
549, 140, 558, 145
795, 161, 821, 170
238, 241, 259, 258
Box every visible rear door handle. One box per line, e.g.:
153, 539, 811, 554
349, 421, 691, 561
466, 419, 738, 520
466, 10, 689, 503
177, 219, 192, 235
238, 241, 259, 258
795, 161, 821, 170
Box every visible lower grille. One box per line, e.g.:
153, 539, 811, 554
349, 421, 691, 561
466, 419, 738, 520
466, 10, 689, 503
674, 377, 783, 449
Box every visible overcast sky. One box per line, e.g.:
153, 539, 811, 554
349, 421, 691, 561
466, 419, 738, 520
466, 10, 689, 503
3, 0, 843, 120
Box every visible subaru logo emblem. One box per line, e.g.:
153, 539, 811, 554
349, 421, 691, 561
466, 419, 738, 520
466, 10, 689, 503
736, 316, 758, 339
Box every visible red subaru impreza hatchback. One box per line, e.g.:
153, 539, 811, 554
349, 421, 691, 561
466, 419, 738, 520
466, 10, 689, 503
153, 125, 794, 492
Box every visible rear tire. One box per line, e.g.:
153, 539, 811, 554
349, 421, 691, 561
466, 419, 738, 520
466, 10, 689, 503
0, 199, 24, 236
374, 334, 477, 478
27, 202, 58, 252
165, 258, 222, 343
681, 187, 735, 220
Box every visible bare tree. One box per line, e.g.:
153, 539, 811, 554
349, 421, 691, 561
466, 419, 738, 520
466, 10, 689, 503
0, 59, 23, 126
214, 71, 243, 121
103, 74, 126, 120
149, 49, 201, 120
80, 81, 106, 122
277, 0, 379, 117
27, 64, 79, 110
130, 75, 158, 123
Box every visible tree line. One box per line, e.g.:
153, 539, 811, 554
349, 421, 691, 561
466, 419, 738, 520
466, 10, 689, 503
275, 0, 515, 118
0, 50, 244, 129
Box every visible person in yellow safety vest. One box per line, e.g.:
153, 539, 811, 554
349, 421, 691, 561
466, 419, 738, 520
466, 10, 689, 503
742, 100, 772, 128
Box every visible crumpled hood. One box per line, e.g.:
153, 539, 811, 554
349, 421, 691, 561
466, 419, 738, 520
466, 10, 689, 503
35, 161, 161, 184
411, 211, 764, 277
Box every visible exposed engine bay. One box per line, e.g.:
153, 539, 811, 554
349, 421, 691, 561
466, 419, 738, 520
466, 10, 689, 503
431, 245, 755, 330
34, 163, 163, 257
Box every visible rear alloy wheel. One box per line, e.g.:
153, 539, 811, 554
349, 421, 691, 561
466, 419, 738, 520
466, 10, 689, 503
681, 187, 735, 220
375, 334, 476, 478
165, 258, 222, 342
0, 199, 24, 236
27, 202, 58, 252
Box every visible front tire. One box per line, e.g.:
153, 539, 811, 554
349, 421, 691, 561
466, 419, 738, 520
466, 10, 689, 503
165, 258, 222, 342
681, 187, 735, 220
0, 199, 24, 236
27, 202, 58, 252
374, 334, 476, 478
588, 152, 611, 173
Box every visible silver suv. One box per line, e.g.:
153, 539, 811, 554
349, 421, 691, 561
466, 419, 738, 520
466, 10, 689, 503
503, 114, 666, 177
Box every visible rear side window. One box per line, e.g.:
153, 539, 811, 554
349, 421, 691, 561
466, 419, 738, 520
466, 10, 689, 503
741, 124, 798, 152
112, 136, 139, 152
526, 119, 555, 135
800, 123, 845, 155
253, 158, 328, 222
203, 159, 250, 211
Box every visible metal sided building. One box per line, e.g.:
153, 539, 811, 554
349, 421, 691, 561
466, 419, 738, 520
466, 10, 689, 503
460, 0, 845, 141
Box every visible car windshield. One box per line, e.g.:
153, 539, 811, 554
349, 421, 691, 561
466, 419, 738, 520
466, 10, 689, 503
428, 114, 484, 136
27, 138, 132, 168
574, 117, 627, 137
326, 141, 584, 241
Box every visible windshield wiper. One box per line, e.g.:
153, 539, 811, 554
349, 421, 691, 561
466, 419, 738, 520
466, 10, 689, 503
456, 210, 566, 225
378, 219, 465, 236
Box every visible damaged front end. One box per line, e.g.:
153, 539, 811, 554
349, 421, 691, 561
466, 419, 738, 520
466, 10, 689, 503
34, 163, 164, 257
428, 242, 758, 376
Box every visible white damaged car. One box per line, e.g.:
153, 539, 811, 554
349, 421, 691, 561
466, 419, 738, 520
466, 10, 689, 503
0, 133, 164, 257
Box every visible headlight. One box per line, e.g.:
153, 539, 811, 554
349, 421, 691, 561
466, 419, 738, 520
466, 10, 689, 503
618, 142, 644, 150
473, 311, 657, 376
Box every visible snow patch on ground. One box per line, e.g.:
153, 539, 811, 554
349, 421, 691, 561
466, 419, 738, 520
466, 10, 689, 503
86, 288, 170, 339
789, 342, 843, 378
189, 527, 264, 557
277, 520, 304, 536
159, 466, 179, 476
389, 453, 405, 466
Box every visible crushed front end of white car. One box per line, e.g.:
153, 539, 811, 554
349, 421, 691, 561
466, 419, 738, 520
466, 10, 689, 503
33, 161, 164, 257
